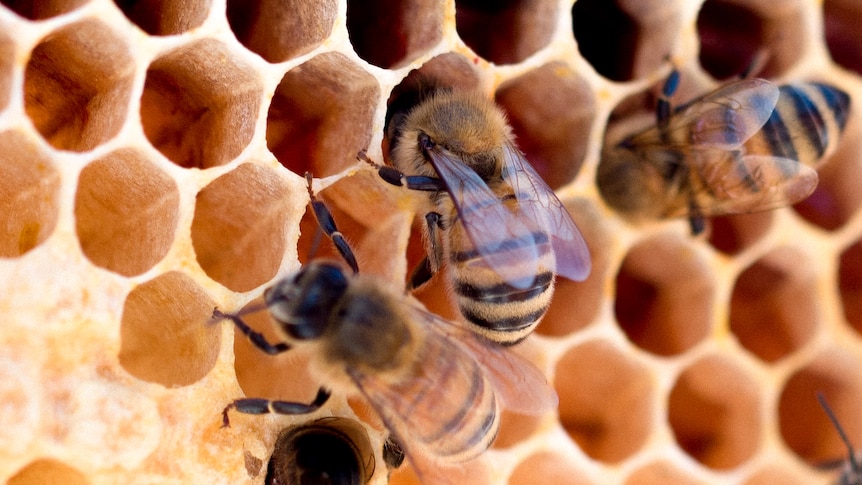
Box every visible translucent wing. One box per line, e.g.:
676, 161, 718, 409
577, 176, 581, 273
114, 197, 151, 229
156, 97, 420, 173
500, 143, 591, 282
627, 79, 780, 151
348, 304, 556, 483
424, 143, 541, 289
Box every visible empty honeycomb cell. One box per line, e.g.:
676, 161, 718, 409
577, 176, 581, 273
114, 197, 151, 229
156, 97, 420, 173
0, 131, 61, 258
114, 0, 210, 36
118, 270, 220, 387
624, 461, 707, 485
824, 0, 862, 76
697, 0, 806, 80
495, 62, 595, 190
74, 149, 180, 276
0, 0, 86, 20
538, 199, 608, 337
554, 340, 653, 463
778, 349, 862, 466
707, 212, 774, 255
140, 39, 262, 169
668, 355, 761, 470
792, 119, 862, 231
191, 163, 293, 292
226, 0, 337, 64
839, 238, 862, 335
347, 0, 443, 69
455, 0, 557, 66
7, 458, 89, 485
23, 19, 134, 152
614, 235, 714, 356
266, 52, 379, 178
573, 0, 679, 82
729, 247, 817, 363
0, 30, 12, 112
507, 452, 592, 485
231, 298, 322, 409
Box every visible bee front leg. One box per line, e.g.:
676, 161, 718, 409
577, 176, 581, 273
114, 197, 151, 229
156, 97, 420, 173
306, 173, 359, 274
360, 150, 445, 192
221, 388, 331, 427
212, 308, 290, 355
657, 67, 681, 136
408, 212, 444, 290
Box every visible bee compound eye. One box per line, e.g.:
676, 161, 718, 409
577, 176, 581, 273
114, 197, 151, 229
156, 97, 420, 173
267, 417, 375, 485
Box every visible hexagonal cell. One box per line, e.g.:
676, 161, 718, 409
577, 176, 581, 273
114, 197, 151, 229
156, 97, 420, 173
573, 0, 680, 82
555, 340, 654, 464
707, 212, 774, 255
742, 465, 811, 485
839, 237, 862, 336
0, 29, 12, 112
668, 354, 762, 470
623, 461, 708, 485
792, 117, 862, 231
141, 39, 262, 169
537, 198, 609, 337
824, 0, 862, 76
24, 19, 134, 152
729, 247, 818, 363
266, 52, 379, 177
508, 452, 593, 485
697, 0, 807, 79
7, 458, 89, 485
227, 0, 337, 63
0, 131, 61, 258
114, 0, 210, 36
347, 0, 443, 69
455, 0, 557, 66
0, 0, 87, 20
191, 163, 294, 292
495, 62, 595, 190
614, 235, 714, 356
75, 149, 180, 276
778, 349, 862, 467
119, 271, 220, 387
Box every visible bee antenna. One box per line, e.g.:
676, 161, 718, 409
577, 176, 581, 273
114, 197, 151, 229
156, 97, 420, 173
817, 392, 861, 472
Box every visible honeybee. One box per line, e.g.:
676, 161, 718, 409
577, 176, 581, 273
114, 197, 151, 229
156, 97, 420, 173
817, 393, 862, 485
213, 176, 557, 484
267, 417, 401, 485
366, 88, 591, 345
597, 70, 851, 234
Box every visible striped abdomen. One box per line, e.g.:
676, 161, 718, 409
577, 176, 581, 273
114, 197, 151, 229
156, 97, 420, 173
746, 83, 850, 167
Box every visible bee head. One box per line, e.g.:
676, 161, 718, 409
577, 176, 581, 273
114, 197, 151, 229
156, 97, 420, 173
265, 261, 349, 340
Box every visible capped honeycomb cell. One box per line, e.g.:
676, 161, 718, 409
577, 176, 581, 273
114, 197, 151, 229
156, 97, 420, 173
508, 452, 592, 485
668, 355, 761, 470
24, 19, 134, 152
7, 458, 89, 485
191, 163, 294, 292
140, 39, 262, 169
0, 0, 87, 20
456, 0, 557, 66
75, 149, 179, 276
729, 247, 818, 363
495, 62, 595, 190
114, 0, 210, 36
0, 130, 61, 258
555, 340, 653, 463
743, 466, 810, 485
614, 235, 714, 356
119, 271, 220, 387
227, 0, 337, 63
624, 461, 707, 485
266, 52, 379, 177
347, 0, 443, 69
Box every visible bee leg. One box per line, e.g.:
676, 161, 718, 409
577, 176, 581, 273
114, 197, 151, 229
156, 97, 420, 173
407, 256, 433, 290
359, 150, 446, 191
687, 199, 706, 236
213, 308, 291, 355
305, 173, 359, 274
221, 388, 331, 428
382, 436, 405, 469
657, 67, 681, 135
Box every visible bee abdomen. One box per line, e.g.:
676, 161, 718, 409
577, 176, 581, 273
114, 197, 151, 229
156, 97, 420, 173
449, 230, 549, 264
755, 83, 850, 167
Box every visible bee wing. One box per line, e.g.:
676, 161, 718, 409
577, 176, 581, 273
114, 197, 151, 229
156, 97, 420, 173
424, 144, 541, 289
501, 143, 591, 282
348, 306, 556, 483
628, 79, 780, 150
683, 152, 819, 216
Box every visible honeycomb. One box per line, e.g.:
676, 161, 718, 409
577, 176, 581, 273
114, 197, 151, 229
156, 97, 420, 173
2, 0, 862, 484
